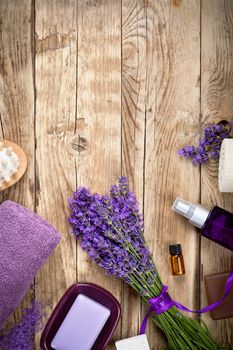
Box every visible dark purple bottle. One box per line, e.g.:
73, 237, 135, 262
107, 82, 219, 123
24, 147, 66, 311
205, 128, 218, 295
172, 198, 233, 252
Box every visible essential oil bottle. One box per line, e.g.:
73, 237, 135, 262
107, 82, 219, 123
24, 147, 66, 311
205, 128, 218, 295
172, 198, 233, 252
169, 244, 185, 276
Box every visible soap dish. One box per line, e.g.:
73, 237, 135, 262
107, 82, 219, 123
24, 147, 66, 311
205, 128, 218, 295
0, 140, 27, 191
40, 283, 121, 350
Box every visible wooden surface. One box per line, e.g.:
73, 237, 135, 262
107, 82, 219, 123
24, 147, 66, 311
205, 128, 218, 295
0, 0, 232, 349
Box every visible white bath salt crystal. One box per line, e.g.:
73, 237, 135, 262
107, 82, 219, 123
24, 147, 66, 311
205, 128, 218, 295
219, 139, 233, 192
6, 147, 12, 156
1, 159, 7, 167
11, 167, 18, 175
115, 335, 151, 350
0, 146, 19, 183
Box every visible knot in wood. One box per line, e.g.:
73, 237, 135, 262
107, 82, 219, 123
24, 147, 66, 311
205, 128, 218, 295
70, 135, 89, 153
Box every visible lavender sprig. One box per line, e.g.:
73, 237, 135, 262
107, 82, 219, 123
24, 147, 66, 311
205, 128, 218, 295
0, 301, 44, 350
178, 121, 233, 165
68, 177, 225, 350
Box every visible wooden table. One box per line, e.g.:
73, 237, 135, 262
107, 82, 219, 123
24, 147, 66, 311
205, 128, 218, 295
1, 1, 233, 349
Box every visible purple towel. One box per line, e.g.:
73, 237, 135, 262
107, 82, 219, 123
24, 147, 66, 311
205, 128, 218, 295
0, 200, 61, 329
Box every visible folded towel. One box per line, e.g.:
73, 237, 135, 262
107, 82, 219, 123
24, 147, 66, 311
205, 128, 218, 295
0, 200, 61, 329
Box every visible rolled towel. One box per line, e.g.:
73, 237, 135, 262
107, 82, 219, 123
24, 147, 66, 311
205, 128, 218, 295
218, 139, 233, 192
0, 200, 61, 329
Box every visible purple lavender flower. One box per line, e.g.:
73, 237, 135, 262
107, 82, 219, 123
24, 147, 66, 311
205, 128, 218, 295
178, 120, 233, 165
68, 178, 223, 350
68, 177, 157, 293
0, 301, 44, 350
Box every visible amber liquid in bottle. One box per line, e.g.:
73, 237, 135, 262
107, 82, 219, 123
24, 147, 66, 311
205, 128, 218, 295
170, 244, 185, 276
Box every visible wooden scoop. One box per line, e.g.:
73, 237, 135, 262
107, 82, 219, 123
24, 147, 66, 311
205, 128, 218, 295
0, 140, 27, 191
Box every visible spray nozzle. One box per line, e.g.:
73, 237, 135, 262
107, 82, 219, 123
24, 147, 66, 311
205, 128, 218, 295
171, 197, 210, 229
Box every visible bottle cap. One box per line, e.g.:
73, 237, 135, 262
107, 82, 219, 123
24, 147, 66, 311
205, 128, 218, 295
172, 197, 210, 229
169, 244, 182, 255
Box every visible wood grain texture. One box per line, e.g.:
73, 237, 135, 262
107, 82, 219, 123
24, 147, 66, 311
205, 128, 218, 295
34, 0, 77, 346
201, 0, 233, 346
0, 0, 233, 349
144, 1, 201, 348
76, 1, 122, 348
121, 0, 147, 340
0, 0, 35, 328
0, 0, 35, 206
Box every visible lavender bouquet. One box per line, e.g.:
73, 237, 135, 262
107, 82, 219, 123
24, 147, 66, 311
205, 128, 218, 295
68, 177, 224, 350
178, 120, 233, 165
0, 301, 44, 350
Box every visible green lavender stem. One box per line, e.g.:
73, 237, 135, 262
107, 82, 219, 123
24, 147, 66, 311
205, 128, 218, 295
128, 273, 226, 350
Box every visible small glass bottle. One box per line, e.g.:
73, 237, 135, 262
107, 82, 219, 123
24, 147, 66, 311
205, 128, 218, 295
169, 244, 185, 276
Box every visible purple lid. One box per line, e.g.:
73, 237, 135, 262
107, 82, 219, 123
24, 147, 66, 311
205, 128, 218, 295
40, 283, 121, 350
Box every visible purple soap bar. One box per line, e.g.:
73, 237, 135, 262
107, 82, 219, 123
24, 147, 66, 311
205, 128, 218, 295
51, 294, 110, 350
40, 283, 121, 350
204, 271, 233, 320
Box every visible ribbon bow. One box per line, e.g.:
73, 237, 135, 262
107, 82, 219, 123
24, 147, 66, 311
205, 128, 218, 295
140, 271, 233, 335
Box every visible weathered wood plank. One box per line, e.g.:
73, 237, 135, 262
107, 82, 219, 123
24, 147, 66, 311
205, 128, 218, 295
1, 1, 232, 349
76, 1, 122, 349
121, 0, 147, 340
0, 0, 35, 206
144, 1, 200, 348
0, 0, 35, 327
34, 0, 77, 346
201, 0, 233, 347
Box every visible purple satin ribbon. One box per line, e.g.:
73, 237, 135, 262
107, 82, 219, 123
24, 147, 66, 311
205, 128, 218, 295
140, 271, 233, 335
